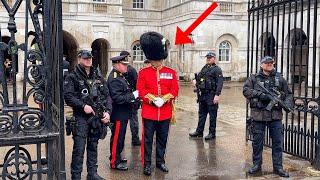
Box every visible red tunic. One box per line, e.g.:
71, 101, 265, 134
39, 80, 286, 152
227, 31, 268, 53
137, 65, 179, 121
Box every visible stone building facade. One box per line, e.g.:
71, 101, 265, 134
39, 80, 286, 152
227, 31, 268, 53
0, 0, 248, 81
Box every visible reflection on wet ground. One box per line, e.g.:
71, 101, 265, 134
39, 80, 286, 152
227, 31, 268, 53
0, 82, 316, 179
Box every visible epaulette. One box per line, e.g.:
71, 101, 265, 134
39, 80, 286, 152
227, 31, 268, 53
113, 71, 118, 78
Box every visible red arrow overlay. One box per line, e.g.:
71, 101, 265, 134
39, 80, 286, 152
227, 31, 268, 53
175, 2, 219, 45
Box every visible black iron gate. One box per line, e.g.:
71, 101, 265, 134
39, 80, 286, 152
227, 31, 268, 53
0, 0, 64, 179
246, 0, 320, 166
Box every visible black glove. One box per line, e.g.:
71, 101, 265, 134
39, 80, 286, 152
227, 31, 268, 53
260, 93, 272, 101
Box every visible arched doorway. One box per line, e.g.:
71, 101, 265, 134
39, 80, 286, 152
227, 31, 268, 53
1, 36, 17, 82
91, 38, 109, 77
289, 29, 308, 84
258, 32, 276, 58
63, 31, 79, 71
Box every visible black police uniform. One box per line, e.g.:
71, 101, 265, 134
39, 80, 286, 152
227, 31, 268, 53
124, 65, 141, 145
243, 67, 293, 177
107, 61, 135, 170
64, 64, 112, 179
191, 62, 223, 139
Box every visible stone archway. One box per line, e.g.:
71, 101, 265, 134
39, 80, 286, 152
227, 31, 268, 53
91, 38, 110, 77
63, 31, 79, 71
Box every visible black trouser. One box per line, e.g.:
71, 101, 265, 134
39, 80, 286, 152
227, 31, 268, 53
110, 119, 128, 168
252, 120, 283, 169
142, 119, 170, 167
196, 100, 218, 135
71, 123, 99, 180
129, 107, 140, 143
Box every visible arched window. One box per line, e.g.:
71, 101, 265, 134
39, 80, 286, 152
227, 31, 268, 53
219, 41, 231, 62
132, 42, 144, 62
133, 0, 144, 9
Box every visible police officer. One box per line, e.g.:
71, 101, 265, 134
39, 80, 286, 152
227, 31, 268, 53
137, 31, 179, 176
107, 53, 139, 171
64, 50, 112, 180
243, 56, 293, 177
120, 51, 141, 146
189, 52, 223, 140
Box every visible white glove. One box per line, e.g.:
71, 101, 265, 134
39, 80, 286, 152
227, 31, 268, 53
133, 90, 139, 99
153, 97, 165, 108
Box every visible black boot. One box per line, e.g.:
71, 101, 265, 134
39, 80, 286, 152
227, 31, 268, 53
204, 133, 216, 140
87, 173, 105, 180
273, 168, 289, 177
143, 166, 152, 176
247, 165, 261, 175
111, 163, 128, 171
189, 131, 203, 138
71, 173, 81, 180
156, 163, 169, 173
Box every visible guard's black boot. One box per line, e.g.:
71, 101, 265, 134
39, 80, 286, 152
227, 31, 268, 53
204, 133, 216, 140
112, 163, 128, 171
273, 168, 289, 178
156, 163, 169, 173
189, 131, 203, 138
120, 158, 128, 163
143, 166, 152, 176
87, 173, 105, 180
247, 165, 261, 175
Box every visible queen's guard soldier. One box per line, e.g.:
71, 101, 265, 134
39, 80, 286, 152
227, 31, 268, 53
189, 52, 223, 140
243, 56, 293, 177
137, 31, 179, 176
107, 53, 139, 171
64, 50, 112, 180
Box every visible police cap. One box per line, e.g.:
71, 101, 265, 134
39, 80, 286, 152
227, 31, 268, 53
110, 54, 129, 64
205, 52, 216, 58
78, 50, 92, 59
260, 56, 274, 64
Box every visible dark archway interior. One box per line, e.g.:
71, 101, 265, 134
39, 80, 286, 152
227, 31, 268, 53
63, 31, 78, 72
263, 34, 276, 57
1, 36, 18, 79
91, 39, 109, 77
290, 29, 308, 84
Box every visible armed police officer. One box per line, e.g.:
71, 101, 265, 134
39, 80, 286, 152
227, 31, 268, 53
189, 52, 223, 140
137, 32, 179, 176
243, 56, 293, 177
64, 50, 112, 180
121, 51, 141, 146
107, 53, 139, 171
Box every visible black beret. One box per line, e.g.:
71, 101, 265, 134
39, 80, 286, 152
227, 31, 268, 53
140, 31, 168, 61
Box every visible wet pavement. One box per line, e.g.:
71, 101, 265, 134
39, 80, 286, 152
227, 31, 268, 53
63, 82, 319, 179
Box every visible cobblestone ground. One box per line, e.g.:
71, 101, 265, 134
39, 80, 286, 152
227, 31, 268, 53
62, 82, 320, 179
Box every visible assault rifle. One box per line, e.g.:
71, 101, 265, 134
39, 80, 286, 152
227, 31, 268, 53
257, 82, 294, 113
194, 73, 201, 103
